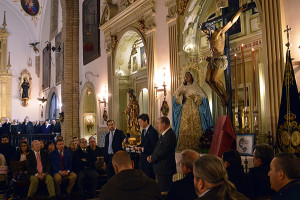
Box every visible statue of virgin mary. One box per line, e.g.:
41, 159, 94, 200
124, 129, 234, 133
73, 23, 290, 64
172, 71, 213, 152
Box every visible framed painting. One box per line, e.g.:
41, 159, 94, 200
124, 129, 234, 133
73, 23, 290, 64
236, 134, 255, 156
82, 0, 100, 65
140, 46, 147, 69
43, 44, 51, 90
20, 0, 40, 16
131, 55, 138, 72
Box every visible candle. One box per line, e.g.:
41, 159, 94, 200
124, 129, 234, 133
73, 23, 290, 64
241, 44, 247, 107
252, 48, 257, 107
234, 54, 238, 112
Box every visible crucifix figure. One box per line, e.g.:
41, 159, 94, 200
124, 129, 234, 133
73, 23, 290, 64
284, 25, 292, 49
200, 3, 248, 107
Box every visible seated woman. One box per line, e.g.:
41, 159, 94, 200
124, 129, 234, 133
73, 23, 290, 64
15, 141, 30, 161
45, 141, 55, 153
39, 139, 46, 150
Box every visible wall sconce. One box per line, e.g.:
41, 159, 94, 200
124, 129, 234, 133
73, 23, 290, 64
154, 73, 169, 116
98, 96, 107, 107
37, 97, 47, 118
86, 115, 95, 133
45, 41, 62, 53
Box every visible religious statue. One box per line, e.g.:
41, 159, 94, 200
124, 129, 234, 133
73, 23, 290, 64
201, 3, 248, 107
172, 71, 213, 152
123, 89, 140, 141
21, 77, 30, 99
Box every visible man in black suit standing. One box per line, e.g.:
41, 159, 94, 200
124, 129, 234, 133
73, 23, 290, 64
104, 120, 126, 180
166, 149, 199, 200
136, 114, 158, 179
26, 140, 55, 199
147, 116, 177, 192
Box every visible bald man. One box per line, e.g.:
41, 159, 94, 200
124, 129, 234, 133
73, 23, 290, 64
99, 151, 161, 200
166, 149, 200, 200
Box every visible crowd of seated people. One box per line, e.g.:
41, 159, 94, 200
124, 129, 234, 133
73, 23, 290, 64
0, 116, 61, 136
0, 115, 299, 200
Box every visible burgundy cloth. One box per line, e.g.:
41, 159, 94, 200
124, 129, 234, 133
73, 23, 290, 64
36, 152, 43, 173
209, 115, 235, 157
59, 150, 65, 170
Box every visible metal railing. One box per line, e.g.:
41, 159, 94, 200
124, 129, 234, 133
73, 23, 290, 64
10, 134, 55, 147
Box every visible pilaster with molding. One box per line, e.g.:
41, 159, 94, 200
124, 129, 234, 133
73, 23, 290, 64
166, 0, 180, 97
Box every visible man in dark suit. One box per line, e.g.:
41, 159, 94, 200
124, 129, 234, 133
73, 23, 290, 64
104, 120, 126, 180
1, 118, 11, 135
26, 140, 55, 199
73, 138, 99, 199
50, 139, 77, 197
136, 114, 158, 179
21, 116, 34, 135
0, 134, 16, 165
50, 120, 61, 134
148, 116, 177, 192
33, 120, 41, 134
269, 153, 300, 200
166, 149, 199, 200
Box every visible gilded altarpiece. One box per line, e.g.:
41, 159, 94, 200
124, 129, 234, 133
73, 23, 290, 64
0, 19, 12, 121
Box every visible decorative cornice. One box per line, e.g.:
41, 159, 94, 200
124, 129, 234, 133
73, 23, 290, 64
100, 0, 155, 36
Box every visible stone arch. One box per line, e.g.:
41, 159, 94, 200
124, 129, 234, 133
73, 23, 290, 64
112, 28, 148, 131
79, 81, 98, 139
45, 87, 60, 120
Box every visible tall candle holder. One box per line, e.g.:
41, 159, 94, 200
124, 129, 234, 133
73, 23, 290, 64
253, 106, 259, 133
243, 106, 250, 133
234, 107, 240, 133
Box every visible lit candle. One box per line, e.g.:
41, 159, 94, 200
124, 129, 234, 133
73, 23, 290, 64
241, 44, 247, 107
251, 48, 257, 107
234, 54, 238, 112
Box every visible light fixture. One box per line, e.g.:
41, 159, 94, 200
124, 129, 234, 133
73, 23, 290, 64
154, 72, 169, 116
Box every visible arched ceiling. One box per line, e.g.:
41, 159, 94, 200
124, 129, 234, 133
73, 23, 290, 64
0, 0, 48, 42
115, 30, 145, 76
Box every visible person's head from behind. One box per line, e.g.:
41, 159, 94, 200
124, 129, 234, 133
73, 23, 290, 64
52, 120, 56, 125
56, 139, 65, 151
157, 116, 170, 133
138, 114, 150, 129
107, 120, 116, 131
253, 144, 273, 167
21, 137, 27, 143
1, 134, 9, 144
222, 150, 242, 168
20, 141, 29, 153
32, 140, 41, 152
79, 138, 87, 149
193, 154, 236, 198
180, 149, 200, 175
4, 118, 9, 123
112, 151, 134, 174
89, 136, 96, 149
57, 135, 63, 141
268, 152, 300, 192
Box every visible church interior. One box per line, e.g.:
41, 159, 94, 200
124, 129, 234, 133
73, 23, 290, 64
0, 0, 300, 199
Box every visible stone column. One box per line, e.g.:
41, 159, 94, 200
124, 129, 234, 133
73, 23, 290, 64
257, 0, 285, 135
166, 0, 180, 96
145, 10, 157, 125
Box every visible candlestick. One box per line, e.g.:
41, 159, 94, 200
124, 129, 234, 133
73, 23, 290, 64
234, 54, 238, 111
251, 48, 257, 107
241, 44, 247, 107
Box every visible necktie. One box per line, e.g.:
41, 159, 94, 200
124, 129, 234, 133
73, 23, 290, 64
36, 152, 43, 173
108, 131, 113, 154
60, 150, 65, 170
142, 129, 146, 137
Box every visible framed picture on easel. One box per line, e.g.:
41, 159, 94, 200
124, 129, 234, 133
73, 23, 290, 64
236, 134, 255, 156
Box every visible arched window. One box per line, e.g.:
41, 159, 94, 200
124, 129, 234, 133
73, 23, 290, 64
49, 93, 59, 120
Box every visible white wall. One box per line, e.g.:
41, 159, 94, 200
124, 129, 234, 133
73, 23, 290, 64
0, 3, 40, 122
79, 0, 108, 128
